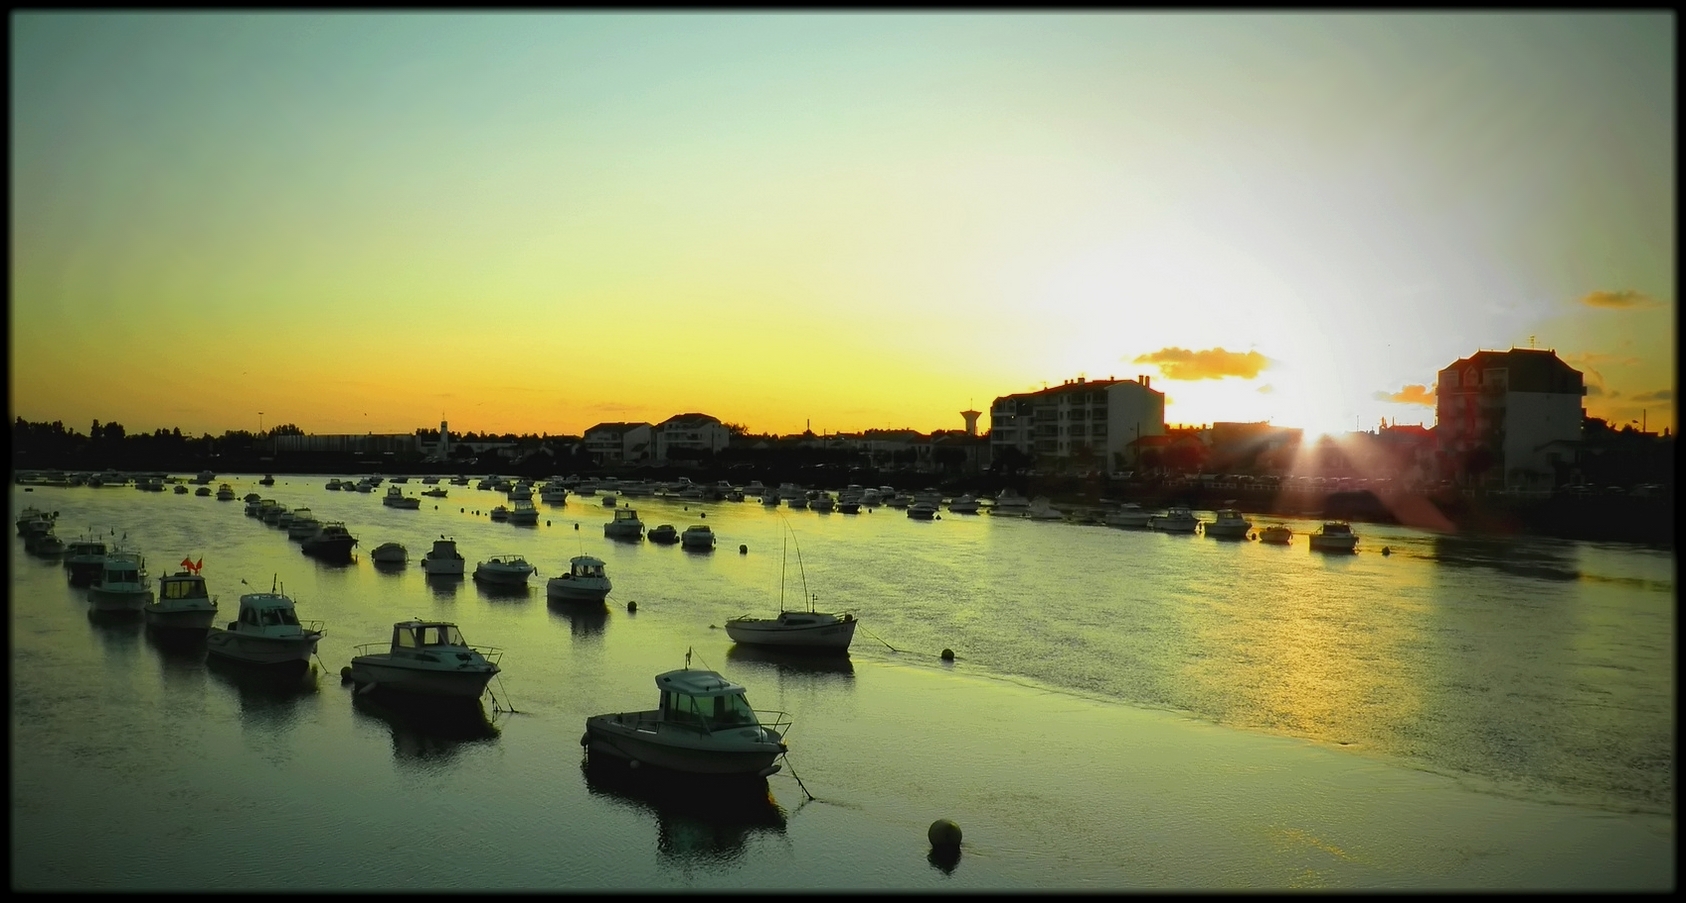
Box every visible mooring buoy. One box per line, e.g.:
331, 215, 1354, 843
739, 544, 748, 555
941, 648, 955, 661
339, 667, 353, 682
928, 819, 962, 849
627, 600, 637, 613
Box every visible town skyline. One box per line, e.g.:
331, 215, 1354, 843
11, 13, 1674, 440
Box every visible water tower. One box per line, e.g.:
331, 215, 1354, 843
961, 409, 981, 436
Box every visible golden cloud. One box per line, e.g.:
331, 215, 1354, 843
1131, 347, 1269, 380
1580, 289, 1658, 309
1373, 384, 1436, 406
1631, 389, 1674, 403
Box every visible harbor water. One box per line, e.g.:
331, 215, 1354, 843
9, 481, 1675, 890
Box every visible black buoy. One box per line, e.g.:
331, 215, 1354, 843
1381, 546, 1391, 556
627, 600, 637, 613
928, 819, 962, 850
339, 667, 353, 683
575, 523, 579, 530
739, 544, 748, 555
941, 648, 955, 661
547, 520, 551, 526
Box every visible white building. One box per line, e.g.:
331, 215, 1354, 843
582, 422, 652, 465
653, 413, 732, 462
1436, 348, 1586, 489
989, 375, 1166, 474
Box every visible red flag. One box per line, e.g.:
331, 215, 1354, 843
195, 558, 203, 573
181, 557, 193, 570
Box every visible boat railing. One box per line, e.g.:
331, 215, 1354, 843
351, 643, 502, 664
752, 708, 793, 737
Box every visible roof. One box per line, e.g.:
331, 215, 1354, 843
238, 592, 296, 608
584, 422, 653, 437
658, 412, 723, 428
570, 555, 606, 566
656, 668, 747, 697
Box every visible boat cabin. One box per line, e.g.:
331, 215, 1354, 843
65, 539, 108, 559
569, 556, 607, 579
428, 538, 461, 558
229, 592, 312, 636
654, 669, 761, 730
387, 619, 469, 653
611, 508, 641, 525
159, 571, 212, 601
97, 554, 146, 586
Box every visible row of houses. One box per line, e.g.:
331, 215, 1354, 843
272, 347, 1656, 491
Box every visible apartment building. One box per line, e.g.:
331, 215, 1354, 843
653, 413, 732, 462
990, 375, 1166, 474
1435, 348, 1586, 489
582, 422, 652, 465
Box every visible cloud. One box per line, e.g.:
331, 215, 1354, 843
1580, 290, 1659, 310
1373, 384, 1436, 406
1585, 384, 1606, 397
1630, 389, 1674, 403
1131, 347, 1269, 381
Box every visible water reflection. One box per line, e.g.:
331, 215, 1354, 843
547, 599, 608, 637
144, 625, 209, 663
372, 560, 406, 576
349, 688, 499, 763
581, 758, 787, 865
88, 610, 144, 663
474, 581, 533, 602
724, 644, 855, 680
1431, 533, 1580, 581
425, 573, 462, 600
206, 655, 320, 727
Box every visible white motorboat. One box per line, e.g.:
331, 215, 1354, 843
1026, 496, 1064, 521
1104, 503, 1152, 528
348, 620, 501, 699
947, 494, 981, 514
421, 537, 465, 576
215, 484, 236, 501
506, 482, 534, 502
546, 555, 611, 604
144, 564, 218, 634
582, 654, 792, 777
1151, 506, 1200, 533
473, 554, 535, 586
539, 482, 569, 504
287, 508, 321, 540
648, 524, 679, 544
1309, 521, 1360, 553
1258, 523, 1294, 545
17, 505, 52, 534
88, 550, 152, 613
1204, 508, 1253, 540
383, 485, 421, 509
990, 489, 1031, 517
370, 542, 408, 565
603, 507, 645, 541
205, 585, 324, 667
680, 524, 716, 550
262, 503, 288, 526
508, 500, 540, 526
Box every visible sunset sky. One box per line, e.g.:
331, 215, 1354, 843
11, 12, 1675, 439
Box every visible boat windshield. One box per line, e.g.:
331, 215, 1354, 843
249, 607, 301, 627
400, 623, 465, 646
162, 578, 207, 599
662, 690, 759, 729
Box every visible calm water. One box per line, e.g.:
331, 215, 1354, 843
10, 480, 1675, 890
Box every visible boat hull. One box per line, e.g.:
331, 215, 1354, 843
1204, 524, 1251, 539
88, 588, 151, 612
205, 629, 321, 666
584, 715, 785, 776
1309, 537, 1358, 553
421, 557, 465, 576
302, 539, 357, 562
348, 657, 497, 699
724, 618, 857, 650
144, 605, 217, 632
547, 580, 610, 603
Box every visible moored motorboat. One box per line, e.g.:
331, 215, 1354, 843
370, 542, 408, 565
422, 486, 448, 498
582, 654, 792, 777
287, 508, 321, 541
194, 485, 212, 497
488, 505, 511, 522
421, 537, 465, 576
947, 494, 981, 514
215, 483, 236, 501
301, 521, 359, 562
648, 524, 679, 544
348, 620, 501, 699
990, 489, 1031, 517
63, 534, 110, 585
87, 550, 152, 613
144, 560, 218, 634
205, 583, 324, 667
1258, 523, 1294, 545
603, 507, 645, 541
1151, 506, 1200, 533
508, 500, 539, 525
546, 555, 611, 604
1309, 521, 1359, 553
906, 501, 939, 520
1104, 503, 1152, 528
473, 554, 535, 586
680, 524, 716, 550
1204, 507, 1253, 540
1026, 496, 1064, 521
383, 485, 422, 509
174, 484, 190, 495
